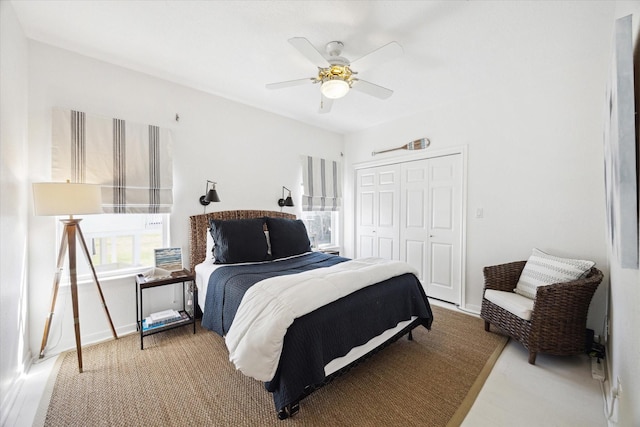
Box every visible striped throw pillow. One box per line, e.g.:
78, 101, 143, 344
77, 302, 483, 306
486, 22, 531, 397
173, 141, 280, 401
514, 248, 595, 299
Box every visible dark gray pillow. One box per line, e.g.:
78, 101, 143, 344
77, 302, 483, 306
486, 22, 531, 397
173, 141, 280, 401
209, 218, 269, 264
265, 217, 311, 259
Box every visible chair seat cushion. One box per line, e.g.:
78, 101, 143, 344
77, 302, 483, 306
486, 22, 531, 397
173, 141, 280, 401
514, 248, 595, 299
485, 289, 535, 321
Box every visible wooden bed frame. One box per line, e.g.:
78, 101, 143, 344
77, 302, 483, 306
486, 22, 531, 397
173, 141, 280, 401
188, 209, 295, 273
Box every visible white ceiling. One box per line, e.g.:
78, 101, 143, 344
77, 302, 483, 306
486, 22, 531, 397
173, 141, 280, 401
11, 1, 603, 134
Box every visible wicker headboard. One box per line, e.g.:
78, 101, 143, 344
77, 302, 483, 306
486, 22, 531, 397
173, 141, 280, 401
189, 210, 296, 272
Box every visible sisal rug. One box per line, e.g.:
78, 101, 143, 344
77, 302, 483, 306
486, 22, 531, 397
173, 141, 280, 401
37, 305, 507, 426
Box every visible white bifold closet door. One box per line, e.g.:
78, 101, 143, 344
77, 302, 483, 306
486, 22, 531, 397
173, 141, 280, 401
356, 154, 462, 304
355, 164, 401, 260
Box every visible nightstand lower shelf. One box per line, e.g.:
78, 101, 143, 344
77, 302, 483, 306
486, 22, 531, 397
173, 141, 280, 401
139, 310, 194, 336
135, 271, 197, 350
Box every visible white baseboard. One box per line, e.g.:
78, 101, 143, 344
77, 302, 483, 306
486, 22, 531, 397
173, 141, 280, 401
43, 323, 138, 356
82, 323, 138, 347
0, 376, 22, 427
0, 350, 33, 427
461, 303, 481, 314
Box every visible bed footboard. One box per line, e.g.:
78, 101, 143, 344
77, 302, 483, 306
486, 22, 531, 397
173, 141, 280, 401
276, 318, 424, 420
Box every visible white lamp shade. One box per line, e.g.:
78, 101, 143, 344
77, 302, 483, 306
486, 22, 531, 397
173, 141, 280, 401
33, 182, 103, 216
321, 79, 350, 99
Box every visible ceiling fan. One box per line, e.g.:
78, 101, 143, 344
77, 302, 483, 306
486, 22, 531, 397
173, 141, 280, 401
266, 37, 403, 113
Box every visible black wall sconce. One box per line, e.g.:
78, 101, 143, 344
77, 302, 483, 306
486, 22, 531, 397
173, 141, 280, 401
199, 180, 221, 212
278, 186, 294, 209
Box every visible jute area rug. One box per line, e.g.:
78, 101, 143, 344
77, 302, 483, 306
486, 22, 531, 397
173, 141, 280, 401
37, 305, 508, 427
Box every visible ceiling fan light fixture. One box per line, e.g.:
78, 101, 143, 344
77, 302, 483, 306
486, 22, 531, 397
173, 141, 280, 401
321, 78, 350, 99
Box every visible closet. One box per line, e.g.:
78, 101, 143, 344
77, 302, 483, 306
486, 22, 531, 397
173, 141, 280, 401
355, 153, 463, 304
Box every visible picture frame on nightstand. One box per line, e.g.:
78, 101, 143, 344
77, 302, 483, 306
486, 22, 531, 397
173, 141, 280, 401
154, 247, 183, 272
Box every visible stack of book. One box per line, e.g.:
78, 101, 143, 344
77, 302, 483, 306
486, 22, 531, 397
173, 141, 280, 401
142, 309, 187, 331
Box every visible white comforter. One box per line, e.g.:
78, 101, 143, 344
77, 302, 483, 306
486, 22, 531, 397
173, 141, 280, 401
225, 257, 418, 381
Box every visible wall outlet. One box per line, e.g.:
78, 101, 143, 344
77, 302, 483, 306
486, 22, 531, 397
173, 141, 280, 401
591, 357, 605, 381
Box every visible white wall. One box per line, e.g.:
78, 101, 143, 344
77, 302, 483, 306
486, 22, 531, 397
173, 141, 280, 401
5, 2, 639, 426
26, 41, 343, 357
607, 4, 640, 426
344, 3, 640, 426
343, 4, 611, 327
0, 1, 31, 421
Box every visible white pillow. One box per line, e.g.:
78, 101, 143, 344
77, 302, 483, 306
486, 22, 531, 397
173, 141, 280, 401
514, 248, 595, 299
206, 228, 214, 260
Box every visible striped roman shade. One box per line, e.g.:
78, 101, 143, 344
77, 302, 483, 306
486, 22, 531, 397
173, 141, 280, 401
52, 108, 173, 213
301, 155, 341, 211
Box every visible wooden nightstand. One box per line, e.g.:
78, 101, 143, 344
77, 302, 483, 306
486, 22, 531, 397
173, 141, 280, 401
135, 269, 197, 349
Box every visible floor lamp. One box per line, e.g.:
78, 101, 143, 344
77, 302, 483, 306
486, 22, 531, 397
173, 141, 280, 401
33, 182, 118, 373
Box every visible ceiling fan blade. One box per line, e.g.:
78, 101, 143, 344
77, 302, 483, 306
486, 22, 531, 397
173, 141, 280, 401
319, 95, 333, 114
266, 77, 315, 90
351, 80, 394, 99
350, 41, 403, 71
288, 37, 330, 68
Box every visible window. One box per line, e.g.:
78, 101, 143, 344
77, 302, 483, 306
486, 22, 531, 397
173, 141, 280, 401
300, 211, 339, 250
62, 213, 169, 278
50, 109, 174, 281
300, 155, 342, 251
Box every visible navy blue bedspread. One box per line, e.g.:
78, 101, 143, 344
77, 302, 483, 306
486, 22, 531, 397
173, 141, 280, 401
200, 252, 434, 413
201, 252, 349, 335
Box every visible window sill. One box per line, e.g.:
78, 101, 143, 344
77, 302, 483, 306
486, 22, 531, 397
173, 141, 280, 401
315, 246, 341, 256
65, 266, 151, 287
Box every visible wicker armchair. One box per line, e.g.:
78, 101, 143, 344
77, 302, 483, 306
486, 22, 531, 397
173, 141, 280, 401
480, 261, 603, 365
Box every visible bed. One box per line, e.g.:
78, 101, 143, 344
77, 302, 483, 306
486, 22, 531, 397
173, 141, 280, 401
189, 210, 433, 419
